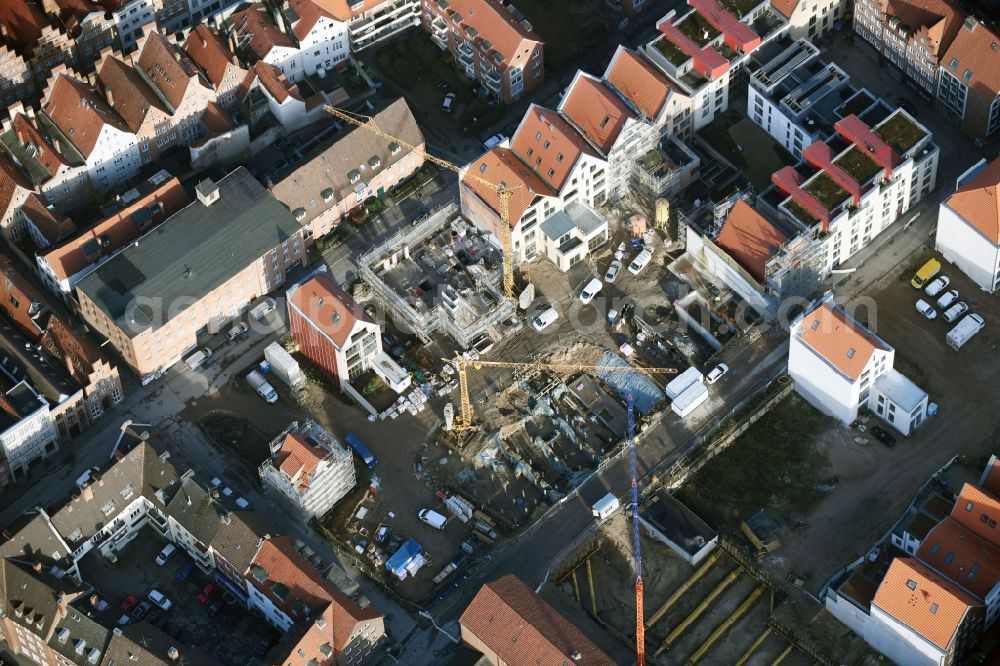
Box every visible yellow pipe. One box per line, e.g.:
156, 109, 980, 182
571, 569, 580, 602
734, 627, 771, 666
686, 587, 763, 665
771, 645, 793, 665
646, 550, 724, 629
586, 558, 597, 616
655, 567, 742, 656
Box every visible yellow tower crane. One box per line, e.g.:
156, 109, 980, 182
445, 357, 679, 432
323, 105, 519, 298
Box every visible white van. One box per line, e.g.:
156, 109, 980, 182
418, 509, 448, 530
592, 493, 620, 521
628, 249, 653, 275
578, 278, 603, 304
184, 348, 212, 370
154, 543, 176, 566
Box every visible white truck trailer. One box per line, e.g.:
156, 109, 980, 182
946, 314, 985, 350
264, 343, 306, 390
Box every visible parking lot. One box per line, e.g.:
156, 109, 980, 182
78, 528, 275, 662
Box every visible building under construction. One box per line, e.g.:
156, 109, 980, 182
358, 203, 517, 349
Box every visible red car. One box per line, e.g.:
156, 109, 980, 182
121, 595, 139, 612
196, 584, 216, 604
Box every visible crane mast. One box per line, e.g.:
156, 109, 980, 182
627, 394, 645, 665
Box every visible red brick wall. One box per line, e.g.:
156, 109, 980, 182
289, 304, 342, 384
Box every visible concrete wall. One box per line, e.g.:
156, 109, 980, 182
824, 589, 871, 639
685, 229, 772, 317
936, 204, 1000, 292
867, 604, 950, 666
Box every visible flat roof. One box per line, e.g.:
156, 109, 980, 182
874, 368, 926, 412
639, 490, 716, 557
77, 168, 300, 337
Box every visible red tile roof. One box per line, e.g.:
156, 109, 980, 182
19, 192, 76, 245
40, 314, 102, 387
797, 301, 890, 381
138, 32, 199, 110
770, 0, 800, 19
310, 0, 385, 21
11, 114, 66, 178
0, 151, 32, 216
43, 74, 130, 158
184, 24, 240, 90
0, 252, 47, 337
200, 101, 233, 134
231, 4, 296, 60
288, 272, 373, 349
511, 105, 595, 192
434, 0, 541, 67
951, 483, 1000, 547
289, 0, 334, 40
604, 46, 672, 120
0, 0, 48, 54
559, 73, 634, 154
463, 147, 555, 226
873, 558, 978, 651
885, 0, 965, 57
250, 61, 304, 104
945, 155, 1000, 244
460, 575, 615, 666
940, 20, 1000, 100
917, 517, 1000, 600
275, 433, 325, 491
97, 56, 168, 133
716, 200, 787, 282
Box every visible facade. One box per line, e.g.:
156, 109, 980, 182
0, 111, 92, 210
770, 0, 847, 39
936, 17, 1000, 139
236, 60, 329, 132
272, 98, 425, 241
460, 574, 615, 665
75, 168, 308, 380
421, 0, 544, 105
935, 157, 1000, 292
330, 0, 422, 52
641, 0, 787, 131
789, 293, 928, 434
259, 421, 357, 518
183, 25, 249, 113
537, 204, 609, 271
290, 0, 351, 75
603, 45, 694, 140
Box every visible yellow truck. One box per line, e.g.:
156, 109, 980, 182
911, 258, 941, 289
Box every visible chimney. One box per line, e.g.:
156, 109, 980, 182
89, 594, 99, 607
106, 89, 114, 107
195, 178, 220, 206
167, 647, 180, 661
0, 21, 7, 41
81, 483, 94, 502
571, 651, 582, 661
56, 591, 67, 614
32, 561, 42, 573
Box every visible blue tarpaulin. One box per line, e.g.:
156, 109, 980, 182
596, 350, 664, 415
386, 539, 423, 578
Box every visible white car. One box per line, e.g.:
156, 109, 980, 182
147, 590, 172, 611
442, 93, 456, 112
532, 307, 559, 332
705, 363, 729, 384
936, 289, 959, 310
915, 299, 937, 320
579, 278, 603, 304
604, 260, 622, 283
924, 275, 950, 297
227, 322, 248, 341
628, 249, 652, 275
942, 301, 969, 323
482, 133, 506, 150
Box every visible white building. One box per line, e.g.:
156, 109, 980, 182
342, 0, 422, 52
291, 0, 350, 75
935, 157, 1000, 292
0, 382, 58, 483
109, 0, 157, 50
537, 204, 608, 271
789, 293, 927, 434
259, 421, 357, 518
603, 45, 694, 140
769, 0, 847, 40
231, 4, 305, 82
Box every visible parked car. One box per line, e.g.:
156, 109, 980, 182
418, 509, 448, 530
628, 248, 653, 275
183, 348, 212, 371
915, 299, 937, 320
871, 425, 896, 448
911, 258, 941, 289
936, 289, 959, 309
206, 599, 223, 616
578, 278, 603, 304
442, 93, 456, 112
532, 307, 559, 332
250, 297, 277, 320
130, 601, 151, 621
176, 562, 196, 582
227, 322, 248, 341
482, 133, 506, 150
121, 595, 138, 613
148, 589, 172, 611
154, 543, 176, 566
604, 260, 622, 283
705, 363, 729, 384
924, 275, 950, 297
197, 584, 216, 604
942, 301, 969, 324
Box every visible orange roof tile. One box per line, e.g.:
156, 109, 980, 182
289, 0, 335, 40
200, 101, 233, 134
40, 314, 102, 387
940, 20, 1000, 100
797, 301, 890, 381
559, 74, 634, 154
433, 0, 540, 66
885, 0, 965, 57
231, 4, 296, 60
0, 0, 48, 54
951, 483, 1000, 547
251, 61, 304, 104
275, 433, 325, 490
770, 0, 800, 19
0, 252, 47, 338
463, 147, 555, 226
460, 575, 615, 666
288, 272, 373, 349
97, 56, 168, 133
873, 558, 978, 651
138, 32, 199, 111
716, 200, 788, 282
980, 455, 1000, 498
43, 74, 130, 158
917, 517, 1000, 600
0, 151, 32, 216
184, 25, 240, 90
604, 46, 673, 120
511, 105, 595, 192
946, 155, 1000, 244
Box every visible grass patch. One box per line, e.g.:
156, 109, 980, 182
652, 36, 690, 66
874, 113, 926, 154
676, 12, 721, 46
675, 394, 838, 527
835, 146, 882, 183
785, 199, 819, 226
718, 0, 761, 17
839, 91, 875, 118
511, 0, 603, 70
375, 34, 474, 102
804, 172, 850, 210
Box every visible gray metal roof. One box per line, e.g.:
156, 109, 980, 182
565, 203, 605, 236
77, 167, 300, 337
540, 210, 575, 241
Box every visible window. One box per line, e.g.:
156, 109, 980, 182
930, 603, 938, 614
929, 544, 940, 555
547, 168, 555, 177
981, 513, 990, 524
944, 552, 954, 564
906, 579, 916, 590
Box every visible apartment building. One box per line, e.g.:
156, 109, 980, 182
936, 156, 1000, 292
460, 574, 615, 665
789, 292, 928, 434
330, 0, 422, 52
75, 168, 308, 381
231, 4, 305, 81
936, 17, 1000, 139
771, 109, 937, 269
272, 98, 425, 241
770, 0, 847, 39
236, 60, 329, 132
422, 0, 544, 105
288, 0, 351, 75
641, 0, 787, 131
183, 25, 249, 112
853, 0, 973, 105
35, 170, 190, 298
259, 420, 357, 518
603, 45, 694, 140
0, 1, 78, 104
0, 111, 92, 210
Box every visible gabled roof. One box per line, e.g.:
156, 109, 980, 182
104, 622, 214, 665
716, 200, 788, 282
97, 56, 168, 133
463, 146, 555, 226
559, 73, 634, 155
310, 0, 384, 21
137, 32, 200, 111
0, 150, 32, 216
432, 0, 541, 67
872, 558, 978, 651
769, 0, 800, 19
209, 511, 265, 575
460, 574, 615, 666
289, 0, 336, 40
950, 483, 1000, 547
40, 314, 103, 388
0, 559, 86, 640
796, 299, 891, 381
511, 105, 596, 192
604, 46, 673, 120
940, 19, 1000, 100
165, 477, 227, 546
275, 433, 327, 490
43, 74, 131, 158
916, 517, 1000, 600
250, 60, 304, 104
885, 0, 965, 57
49, 594, 114, 666
184, 25, 240, 90
19, 192, 76, 246
945, 155, 1000, 245
8, 113, 71, 179
0, 0, 48, 54
0, 512, 72, 569
980, 455, 1000, 498
231, 4, 296, 60
288, 272, 373, 349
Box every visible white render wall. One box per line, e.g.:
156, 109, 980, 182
935, 204, 1000, 292
87, 125, 141, 192
685, 228, 771, 316
747, 84, 815, 157
0, 402, 58, 474
867, 604, 949, 666
300, 16, 350, 76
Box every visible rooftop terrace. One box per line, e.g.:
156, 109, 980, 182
874, 113, 927, 155
834, 146, 883, 183
652, 35, 691, 66
803, 172, 850, 210
676, 12, 721, 46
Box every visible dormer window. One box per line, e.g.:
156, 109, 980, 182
321, 188, 334, 202
389, 142, 400, 155
57, 628, 70, 643
348, 169, 361, 184
75, 640, 86, 655
294, 208, 307, 221
368, 155, 381, 169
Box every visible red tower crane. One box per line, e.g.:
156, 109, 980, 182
627, 394, 645, 666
